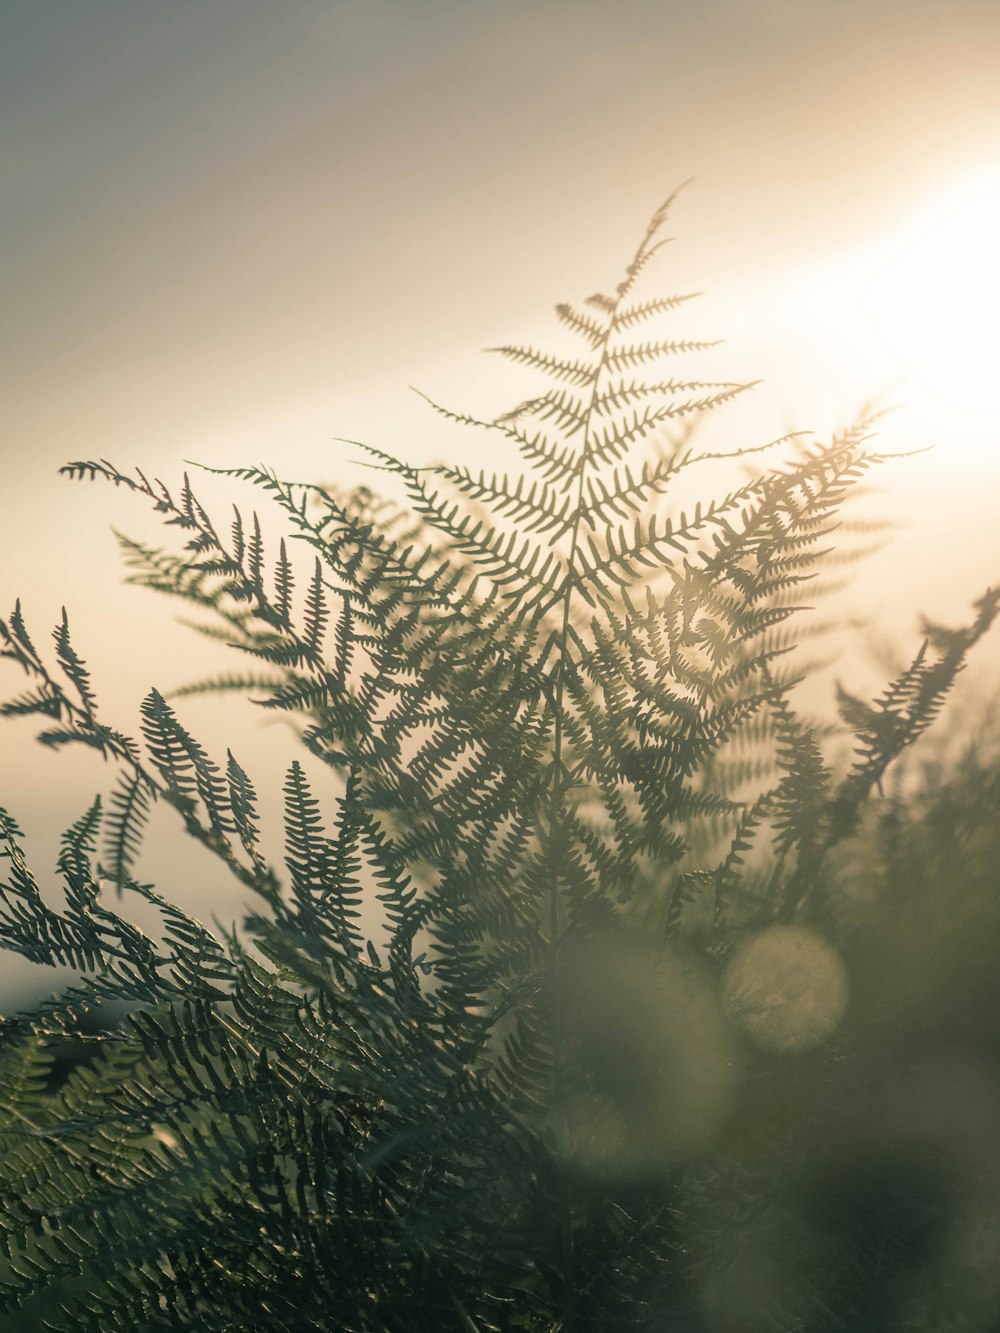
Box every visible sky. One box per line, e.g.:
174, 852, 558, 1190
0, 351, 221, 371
2, 0, 1000, 1000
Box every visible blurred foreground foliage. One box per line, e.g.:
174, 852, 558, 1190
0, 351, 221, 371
6, 726, 1000, 1331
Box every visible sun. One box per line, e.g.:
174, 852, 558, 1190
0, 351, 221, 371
866, 170, 1000, 413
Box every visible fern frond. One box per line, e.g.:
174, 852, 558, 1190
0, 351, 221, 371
102, 771, 154, 893
604, 337, 722, 371
592, 376, 751, 416
226, 750, 263, 865
302, 557, 329, 657
57, 796, 103, 881
139, 689, 232, 837
495, 388, 588, 434
273, 538, 294, 630
486, 344, 597, 385
282, 760, 335, 923
169, 671, 287, 699
613, 291, 701, 330
433, 464, 574, 538
554, 303, 608, 347
53, 610, 99, 717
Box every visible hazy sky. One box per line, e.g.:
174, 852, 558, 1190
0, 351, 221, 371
3, 0, 1000, 998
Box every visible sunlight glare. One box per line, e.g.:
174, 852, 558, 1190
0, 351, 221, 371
866, 170, 1000, 412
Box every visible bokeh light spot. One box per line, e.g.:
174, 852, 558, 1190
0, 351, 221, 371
722, 925, 848, 1053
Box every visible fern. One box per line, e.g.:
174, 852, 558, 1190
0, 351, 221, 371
0, 192, 996, 1330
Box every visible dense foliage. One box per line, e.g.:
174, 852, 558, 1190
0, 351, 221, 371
1, 193, 996, 1330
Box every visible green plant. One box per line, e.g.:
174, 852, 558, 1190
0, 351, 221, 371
0, 191, 996, 1330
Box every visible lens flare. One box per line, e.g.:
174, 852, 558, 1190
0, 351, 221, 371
552, 937, 737, 1177
722, 925, 848, 1053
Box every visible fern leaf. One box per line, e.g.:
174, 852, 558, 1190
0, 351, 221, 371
227, 750, 263, 863
495, 387, 588, 434
103, 770, 154, 890
57, 796, 103, 882
613, 291, 701, 330
554, 303, 608, 347
486, 345, 597, 385
303, 557, 329, 658
169, 671, 287, 699
433, 464, 574, 538
53, 609, 98, 716
139, 689, 232, 836
274, 538, 294, 629
282, 760, 329, 905
604, 337, 721, 371
593, 376, 751, 416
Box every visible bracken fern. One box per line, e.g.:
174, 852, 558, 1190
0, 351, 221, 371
0, 190, 996, 1330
